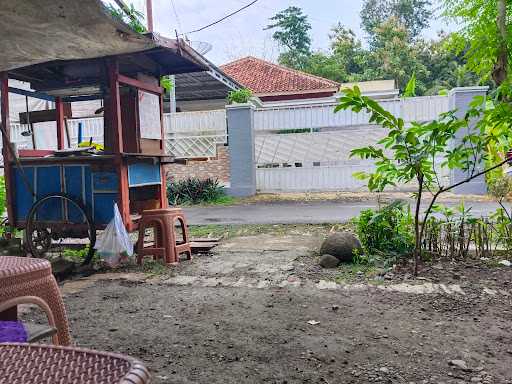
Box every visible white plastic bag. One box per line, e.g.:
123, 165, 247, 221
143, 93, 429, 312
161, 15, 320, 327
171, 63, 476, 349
95, 203, 134, 267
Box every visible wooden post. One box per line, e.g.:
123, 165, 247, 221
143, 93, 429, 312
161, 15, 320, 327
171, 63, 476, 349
146, 0, 154, 32
55, 97, 65, 150
107, 60, 123, 154
1, 72, 15, 225
160, 165, 168, 208
158, 92, 167, 208
107, 60, 131, 227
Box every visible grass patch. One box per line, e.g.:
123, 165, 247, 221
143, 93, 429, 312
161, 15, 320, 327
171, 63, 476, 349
334, 263, 379, 284
192, 194, 237, 207
188, 223, 353, 240
142, 260, 171, 277
62, 246, 100, 263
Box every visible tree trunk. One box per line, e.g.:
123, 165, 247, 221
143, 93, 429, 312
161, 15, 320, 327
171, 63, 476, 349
413, 175, 423, 276
492, 0, 508, 86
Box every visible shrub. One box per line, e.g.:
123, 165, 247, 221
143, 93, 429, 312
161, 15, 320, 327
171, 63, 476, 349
353, 200, 414, 264
227, 88, 252, 104
167, 178, 228, 205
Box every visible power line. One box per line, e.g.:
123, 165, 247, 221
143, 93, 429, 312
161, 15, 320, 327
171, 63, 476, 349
183, 0, 259, 35
231, 0, 338, 26
170, 0, 183, 34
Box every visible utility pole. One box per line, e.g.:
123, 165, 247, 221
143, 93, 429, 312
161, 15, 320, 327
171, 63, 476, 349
146, 0, 154, 32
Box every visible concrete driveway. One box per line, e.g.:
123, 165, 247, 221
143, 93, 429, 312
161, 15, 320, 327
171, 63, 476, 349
183, 199, 502, 225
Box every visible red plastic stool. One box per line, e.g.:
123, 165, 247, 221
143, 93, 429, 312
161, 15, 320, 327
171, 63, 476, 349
136, 208, 192, 265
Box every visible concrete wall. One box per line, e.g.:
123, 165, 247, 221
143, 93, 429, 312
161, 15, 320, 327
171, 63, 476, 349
226, 103, 256, 197
448, 87, 489, 195
166, 145, 230, 184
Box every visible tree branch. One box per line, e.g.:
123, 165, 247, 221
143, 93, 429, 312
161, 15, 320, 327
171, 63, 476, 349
442, 158, 509, 194
419, 157, 510, 248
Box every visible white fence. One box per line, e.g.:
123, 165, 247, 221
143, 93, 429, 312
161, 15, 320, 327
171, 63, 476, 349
1, 110, 227, 160
164, 110, 226, 136
67, 117, 105, 147
1, 95, 452, 192
165, 134, 227, 158
253, 96, 449, 132
255, 129, 389, 192
254, 96, 451, 192
257, 163, 375, 192
164, 110, 227, 158
255, 128, 387, 165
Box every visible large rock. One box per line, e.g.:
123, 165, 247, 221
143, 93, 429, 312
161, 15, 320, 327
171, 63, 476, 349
320, 232, 361, 263
319, 254, 339, 268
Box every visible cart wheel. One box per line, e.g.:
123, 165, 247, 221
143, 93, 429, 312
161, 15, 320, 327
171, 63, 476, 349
25, 193, 96, 265
26, 228, 52, 254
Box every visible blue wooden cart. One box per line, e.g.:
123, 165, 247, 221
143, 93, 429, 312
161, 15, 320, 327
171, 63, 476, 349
0, 36, 206, 262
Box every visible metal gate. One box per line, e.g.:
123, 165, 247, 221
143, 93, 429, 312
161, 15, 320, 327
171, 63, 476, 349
253, 97, 450, 192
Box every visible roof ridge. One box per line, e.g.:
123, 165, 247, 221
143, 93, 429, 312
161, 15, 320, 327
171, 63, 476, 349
219, 56, 258, 69
247, 56, 340, 87
221, 56, 340, 87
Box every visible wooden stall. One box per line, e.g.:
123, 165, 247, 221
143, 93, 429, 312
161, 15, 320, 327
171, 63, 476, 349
0, 37, 207, 261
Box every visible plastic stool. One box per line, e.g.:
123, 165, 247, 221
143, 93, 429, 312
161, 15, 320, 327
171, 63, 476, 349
136, 208, 192, 265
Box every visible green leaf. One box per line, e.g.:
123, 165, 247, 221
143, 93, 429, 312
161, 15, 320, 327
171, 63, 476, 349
405, 131, 419, 145
403, 72, 416, 98
352, 171, 369, 180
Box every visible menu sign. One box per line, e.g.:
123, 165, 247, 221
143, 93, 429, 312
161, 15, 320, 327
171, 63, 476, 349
138, 90, 161, 139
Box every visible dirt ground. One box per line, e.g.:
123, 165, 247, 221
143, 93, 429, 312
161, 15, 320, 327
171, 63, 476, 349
22, 228, 512, 384
242, 191, 495, 204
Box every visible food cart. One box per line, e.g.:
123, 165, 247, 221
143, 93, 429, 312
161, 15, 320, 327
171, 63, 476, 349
0, 35, 207, 263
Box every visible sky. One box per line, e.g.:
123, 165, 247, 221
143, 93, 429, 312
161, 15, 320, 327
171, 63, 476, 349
117, 0, 454, 65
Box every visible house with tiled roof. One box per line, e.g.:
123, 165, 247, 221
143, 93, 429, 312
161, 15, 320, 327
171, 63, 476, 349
174, 56, 397, 110
220, 56, 340, 102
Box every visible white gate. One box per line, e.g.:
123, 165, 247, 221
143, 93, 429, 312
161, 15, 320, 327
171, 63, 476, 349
254, 96, 450, 192
255, 128, 384, 192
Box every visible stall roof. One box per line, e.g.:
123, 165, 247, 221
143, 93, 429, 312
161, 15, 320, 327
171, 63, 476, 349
0, 0, 209, 99
0, 0, 208, 71
0, 0, 239, 103
0, 0, 151, 72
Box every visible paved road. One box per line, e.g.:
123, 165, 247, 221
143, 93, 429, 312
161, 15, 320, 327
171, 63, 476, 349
183, 200, 502, 225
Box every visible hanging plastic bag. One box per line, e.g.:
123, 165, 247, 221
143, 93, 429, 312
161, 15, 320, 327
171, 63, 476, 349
95, 203, 134, 267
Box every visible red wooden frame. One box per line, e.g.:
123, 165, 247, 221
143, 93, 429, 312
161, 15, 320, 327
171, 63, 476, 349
107, 60, 132, 228
117, 71, 167, 218
55, 97, 65, 150
1, 72, 15, 226
117, 74, 163, 95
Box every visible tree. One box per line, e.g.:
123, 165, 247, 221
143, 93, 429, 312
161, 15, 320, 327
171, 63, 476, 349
336, 84, 512, 274
361, 0, 432, 43
265, 2, 478, 97
444, 0, 512, 85
303, 25, 373, 83
265, 7, 312, 70
369, 18, 430, 92
303, 52, 348, 83
329, 24, 370, 78
416, 32, 480, 95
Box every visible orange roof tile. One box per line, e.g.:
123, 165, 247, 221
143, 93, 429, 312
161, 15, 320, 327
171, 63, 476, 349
220, 56, 339, 95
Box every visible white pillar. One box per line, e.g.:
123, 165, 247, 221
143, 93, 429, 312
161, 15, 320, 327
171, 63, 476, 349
448, 86, 489, 195
226, 103, 256, 197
